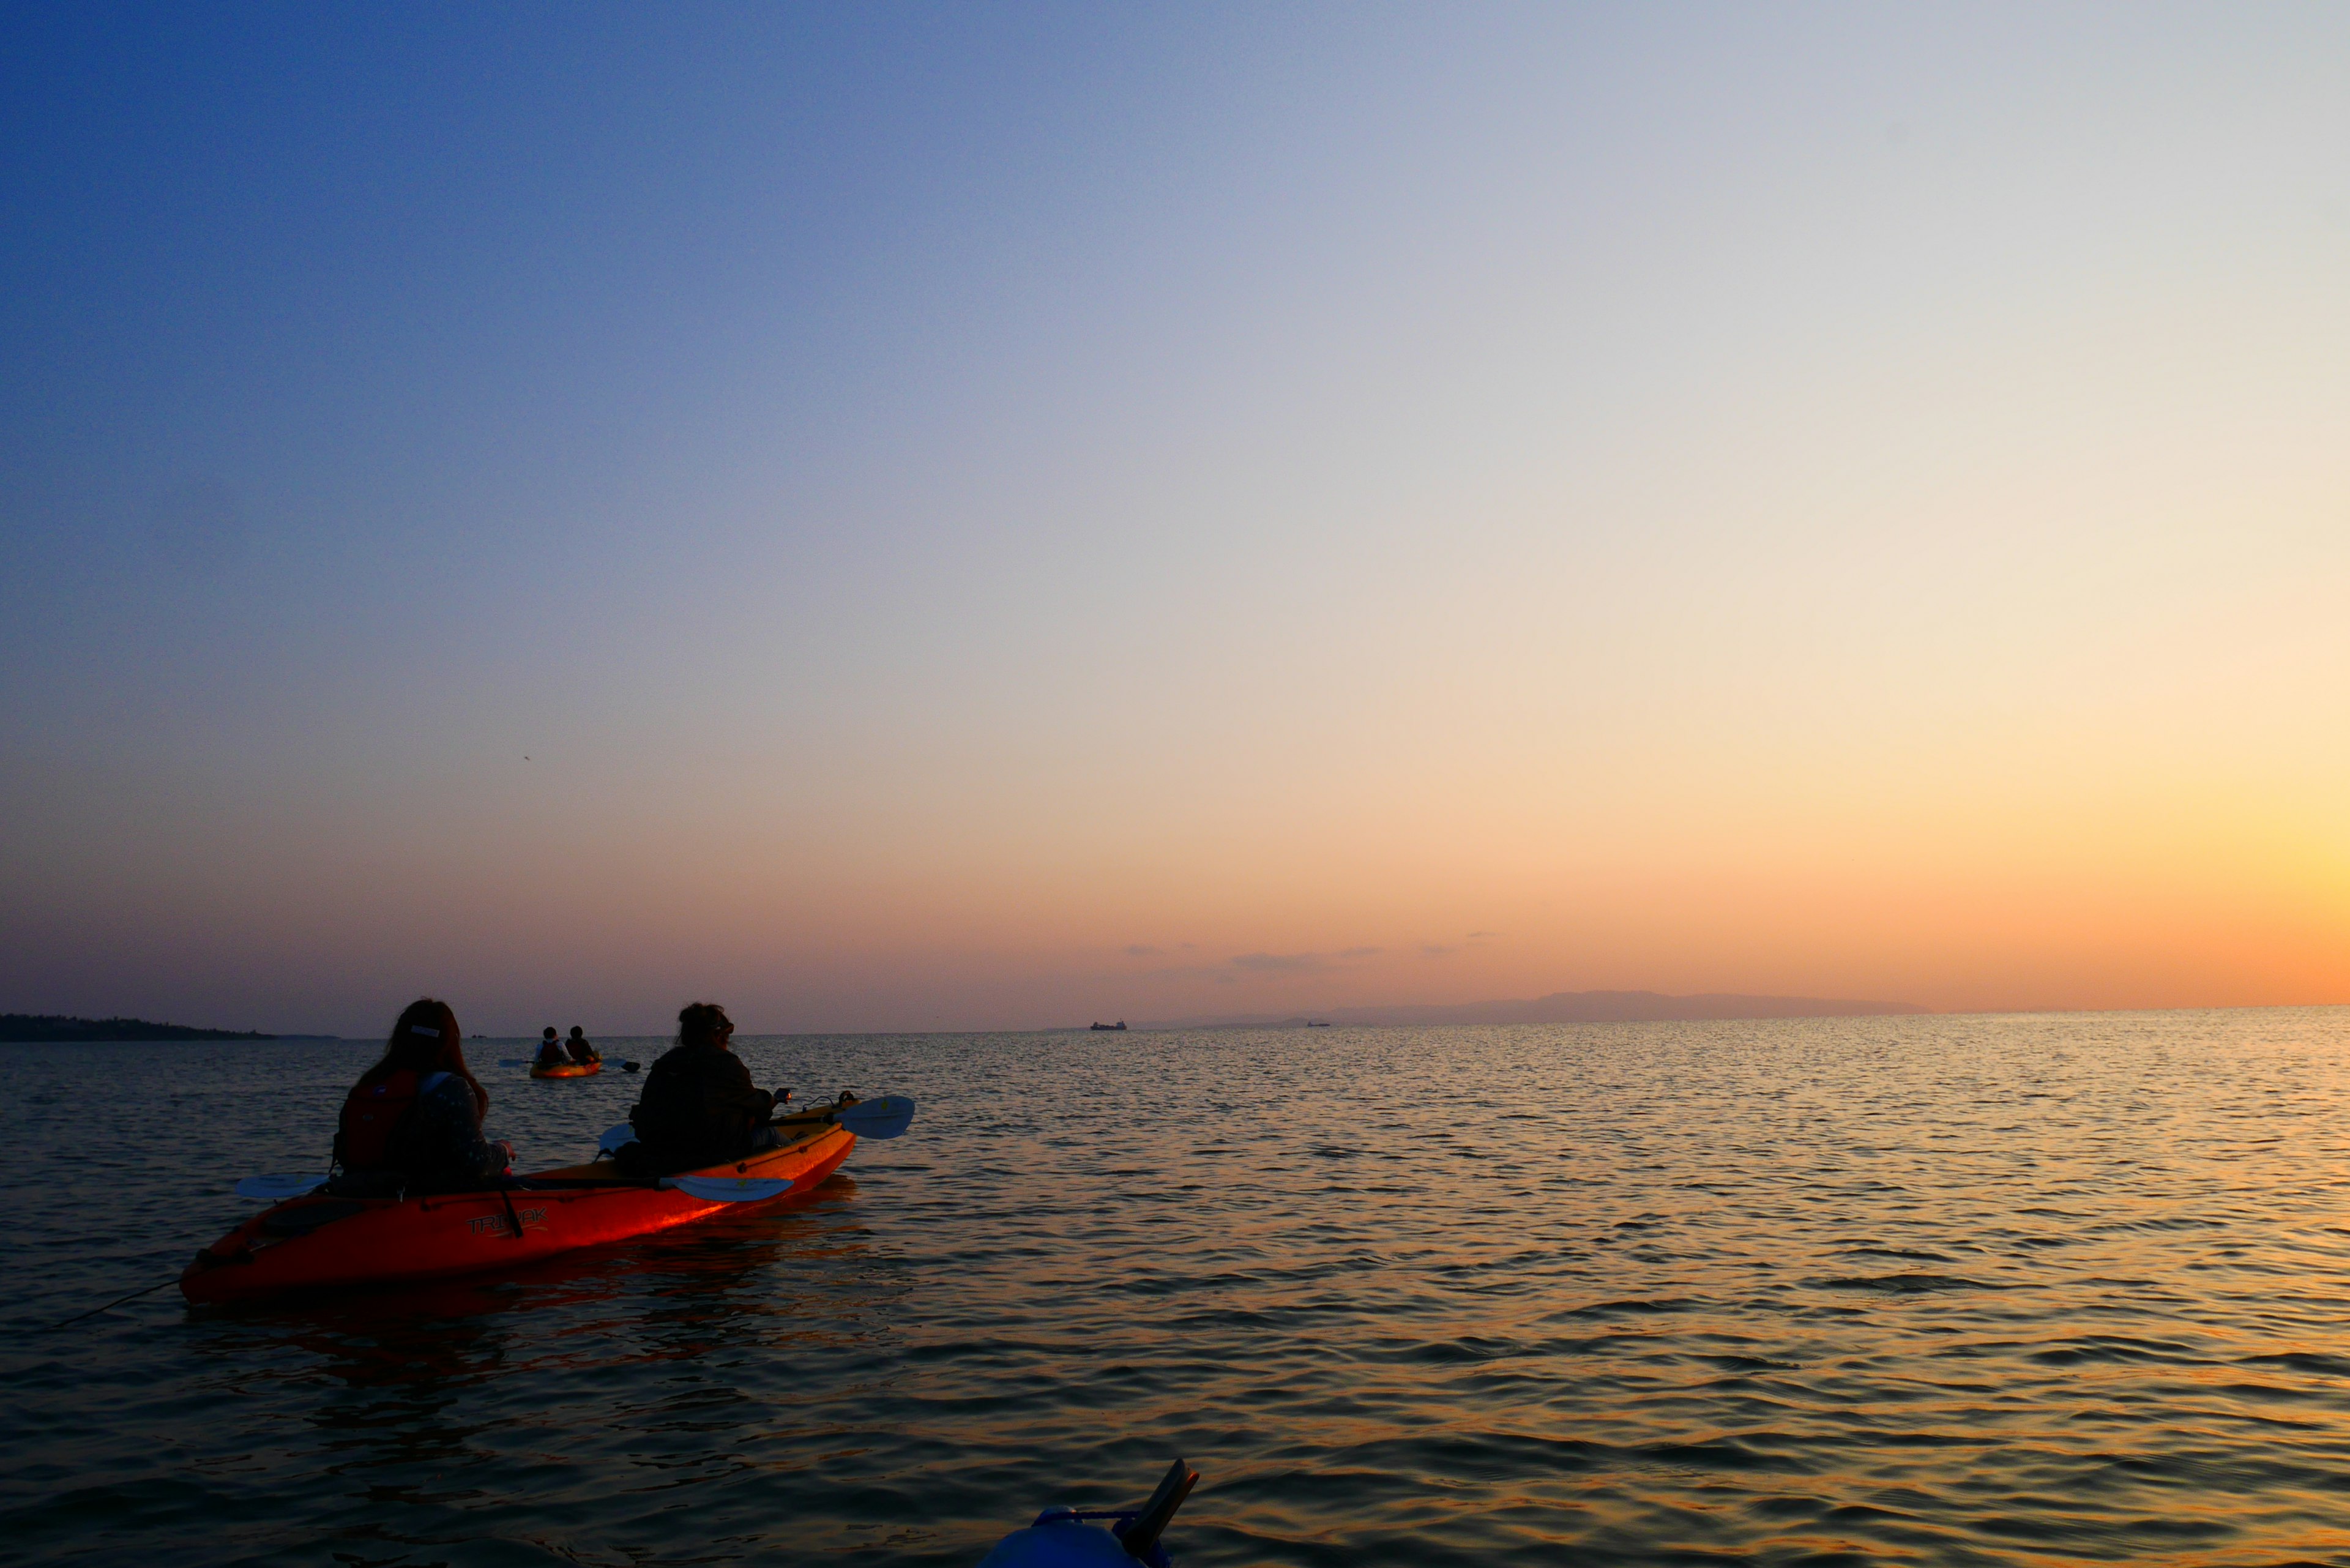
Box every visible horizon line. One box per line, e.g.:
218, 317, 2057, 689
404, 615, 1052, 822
12, 998, 2350, 1042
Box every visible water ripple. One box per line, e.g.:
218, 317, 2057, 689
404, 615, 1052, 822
6, 1010, 2350, 1564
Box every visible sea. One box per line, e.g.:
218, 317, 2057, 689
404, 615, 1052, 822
5, 1010, 2350, 1567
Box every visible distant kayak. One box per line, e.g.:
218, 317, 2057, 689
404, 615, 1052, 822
181, 1095, 895, 1305
530, 1058, 602, 1079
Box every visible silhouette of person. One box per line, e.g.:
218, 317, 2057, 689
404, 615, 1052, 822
334, 999, 513, 1195
624, 1003, 785, 1173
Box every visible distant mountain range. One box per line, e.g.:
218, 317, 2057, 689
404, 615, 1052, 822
0, 1013, 304, 1042
1140, 989, 1930, 1030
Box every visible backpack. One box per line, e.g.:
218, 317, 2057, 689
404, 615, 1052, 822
335, 1069, 440, 1170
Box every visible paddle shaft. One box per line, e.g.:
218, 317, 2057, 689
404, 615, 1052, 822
512, 1176, 666, 1192
766, 1096, 859, 1130
513, 1173, 793, 1204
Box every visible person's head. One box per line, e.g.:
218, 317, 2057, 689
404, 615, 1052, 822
569, 1026, 584, 1040
364, 998, 488, 1118
543, 1026, 558, 1042
677, 1002, 734, 1050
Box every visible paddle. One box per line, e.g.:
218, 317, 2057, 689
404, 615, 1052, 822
235, 1174, 330, 1201
842, 1094, 915, 1138
665, 1175, 793, 1202
779, 1094, 915, 1139
229, 1168, 794, 1206
231, 1100, 906, 1206
600, 1096, 916, 1152
507, 1173, 796, 1203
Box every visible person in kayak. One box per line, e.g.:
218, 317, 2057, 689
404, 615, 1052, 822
535, 1026, 566, 1069
624, 1002, 783, 1173
333, 999, 515, 1196
565, 1025, 600, 1065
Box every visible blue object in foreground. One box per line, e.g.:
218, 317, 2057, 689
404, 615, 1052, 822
977, 1461, 1197, 1568
838, 1094, 916, 1139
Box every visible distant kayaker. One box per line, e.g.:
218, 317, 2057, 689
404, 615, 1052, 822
332, 998, 515, 1196
624, 1002, 783, 1173
535, 1026, 565, 1069
565, 1025, 600, 1065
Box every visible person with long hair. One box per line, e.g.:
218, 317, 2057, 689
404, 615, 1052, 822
333, 998, 515, 1195
622, 1002, 785, 1173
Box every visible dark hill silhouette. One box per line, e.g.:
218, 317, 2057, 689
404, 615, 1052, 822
1144, 989, 1928, 1030
0, 1013, 278, 1042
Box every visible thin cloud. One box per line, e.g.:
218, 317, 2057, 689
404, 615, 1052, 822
1144, 946, 1384, 983
1229, 952, 1327, 974
1422, 943, 1458, 958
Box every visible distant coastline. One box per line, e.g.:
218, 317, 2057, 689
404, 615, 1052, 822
1140, 989, 1930, 1031
0, 1013, 334, 1043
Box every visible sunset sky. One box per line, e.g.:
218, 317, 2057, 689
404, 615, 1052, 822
4, 5, 2346, 1035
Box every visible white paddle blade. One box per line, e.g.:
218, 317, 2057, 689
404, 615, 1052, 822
838, 1095, 916, 1140
236, 1174, 329, 1201
597, 1122, 636, 1154
664, 1175, 792, 1203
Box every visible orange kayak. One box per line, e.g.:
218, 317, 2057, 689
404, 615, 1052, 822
181, 1114, 856, 1305
530, 1058, 602, 1078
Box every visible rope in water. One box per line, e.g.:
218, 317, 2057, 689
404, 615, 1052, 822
47, 1275, 178, 1331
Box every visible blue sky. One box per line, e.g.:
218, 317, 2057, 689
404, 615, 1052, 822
4, 4, 2346, 1033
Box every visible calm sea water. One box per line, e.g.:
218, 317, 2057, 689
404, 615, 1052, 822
6, 1011, 2350, 1566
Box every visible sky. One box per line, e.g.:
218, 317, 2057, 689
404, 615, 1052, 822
3, 3, 2346, 1036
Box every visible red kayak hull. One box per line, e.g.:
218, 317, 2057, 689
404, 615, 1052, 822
181, 1124, 856, 1305
529, 1059, 602, 1078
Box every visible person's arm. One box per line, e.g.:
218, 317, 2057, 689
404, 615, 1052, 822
711, 1051, 776, 1122
417, 1078, 512, 1180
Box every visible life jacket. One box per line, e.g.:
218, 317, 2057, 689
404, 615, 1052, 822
627, 1045, 769, 1171
335, 1070, 448, 1170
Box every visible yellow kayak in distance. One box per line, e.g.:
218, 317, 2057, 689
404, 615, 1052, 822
531, 1058, 602, 1080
